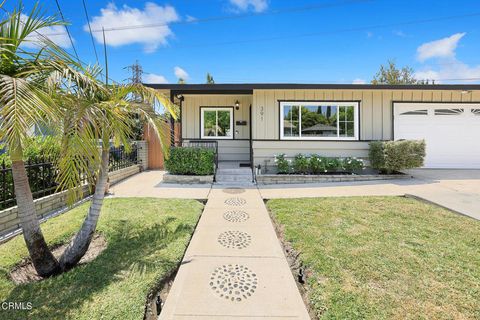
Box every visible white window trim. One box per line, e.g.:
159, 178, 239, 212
279, 101, 360, 140
201, 107, 234, 139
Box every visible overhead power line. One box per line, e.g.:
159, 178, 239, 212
0, 5, 118, 84
82, 0, 99, 62
41, 0, 371, 36
54, 0, 80, 63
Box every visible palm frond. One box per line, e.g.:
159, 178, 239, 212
0, 74, 58, 157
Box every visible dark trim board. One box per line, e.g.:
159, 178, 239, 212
145, 83, 480, 92
183, 138, 251, 141
277, 100, 362, 141
391, 100, 480, 140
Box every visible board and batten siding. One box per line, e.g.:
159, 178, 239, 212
251, 89, 480, 168
181, 94, 252, 161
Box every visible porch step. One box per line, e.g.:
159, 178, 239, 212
216, 168, 252, 175
215, 168, 253, 183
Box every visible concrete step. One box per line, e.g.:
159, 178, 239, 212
215, 175, 253, 182
216, 168, 252, 175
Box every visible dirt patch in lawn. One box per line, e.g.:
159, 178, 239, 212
10, 234, 107, 284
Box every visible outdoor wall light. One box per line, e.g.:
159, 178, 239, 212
235, 100, 240, 110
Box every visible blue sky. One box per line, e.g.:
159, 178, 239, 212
6, 0, 480, 84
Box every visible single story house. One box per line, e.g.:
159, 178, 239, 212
146, 83, 480, 170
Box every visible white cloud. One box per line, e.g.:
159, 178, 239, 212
144, 73, 168, 84
414, 32, 480, 83
85, 2, 179, 53
393, 30, 406, 37
174, 66, 189, 80
352, 78, 366, 84
416, 32, 465, 62
22, 14, 71, 48
415, 61, 480, 83
229, 0, 268, 12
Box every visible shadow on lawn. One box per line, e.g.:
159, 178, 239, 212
5, 217, 193, 320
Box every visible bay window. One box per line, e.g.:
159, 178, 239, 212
280, 101, 359, 140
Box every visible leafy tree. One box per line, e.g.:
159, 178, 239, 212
371, 60, 419, 85
206, 72, 215, 84
178, 78, 186, 84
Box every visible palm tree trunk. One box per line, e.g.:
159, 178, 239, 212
59, 146, 109, 270
11, 160, 60, 277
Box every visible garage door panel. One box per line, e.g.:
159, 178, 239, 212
394, 102, 480, 169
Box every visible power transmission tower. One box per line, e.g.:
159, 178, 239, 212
124, 60, 143, 84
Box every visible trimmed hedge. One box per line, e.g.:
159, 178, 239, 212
165, 147, 215, 175
369, 140, 426, 173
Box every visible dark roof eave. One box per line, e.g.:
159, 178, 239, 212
144, 83, 480, 93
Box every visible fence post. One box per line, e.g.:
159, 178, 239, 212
136, 140, 148, 171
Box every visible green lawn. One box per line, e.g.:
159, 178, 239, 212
267, 196, 480, 320
0, 197, 203, 320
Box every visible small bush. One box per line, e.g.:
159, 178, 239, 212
292, 154, 309, 174
325, 158, 341, 172
309, 154, 327, 174
341, 157, 364, 172
369, 140, 426, 173
274, 154, 290, 174
165, 147, 215, 175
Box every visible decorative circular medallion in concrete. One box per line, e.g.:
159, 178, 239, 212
218, 231, 251, 249
222, 187, 246, 194
209, 264, 258, 302
223, 210, 249, 223
224, 197, 247, 206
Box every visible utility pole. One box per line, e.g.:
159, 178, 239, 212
124, 60, 143, 84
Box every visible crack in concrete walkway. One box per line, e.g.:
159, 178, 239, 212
159, 185, 310, 319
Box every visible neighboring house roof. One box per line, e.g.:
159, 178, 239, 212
144, 83, 480, 94
302, 123, 338, 132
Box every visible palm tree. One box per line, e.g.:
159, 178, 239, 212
56, 82, 176, 270
0, 3, 90, 276
0, 3, 177, 276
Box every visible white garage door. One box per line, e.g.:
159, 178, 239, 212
394, 102, 480, 168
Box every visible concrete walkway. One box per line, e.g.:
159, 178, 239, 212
159, 186, 310, 319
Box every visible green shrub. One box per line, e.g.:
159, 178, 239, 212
325, 158, 341, 172
368, 141, 385, 170
0, 136, 61, 165
274, 154, 290, 174
292, 154, 309, 174
369, 140, 426, 173
165, 147, 215, 175
341, 157, 364, 172
309, 154, 327, 174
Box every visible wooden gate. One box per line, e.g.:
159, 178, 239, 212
144, 122, 181, 169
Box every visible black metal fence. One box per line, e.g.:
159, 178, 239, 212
0, 143, 139, 210
109, 143, 138, 171
0, 158, 58, 210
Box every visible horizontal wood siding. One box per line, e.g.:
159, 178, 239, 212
252, 140, 370, 167
183, 139, 250, 161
